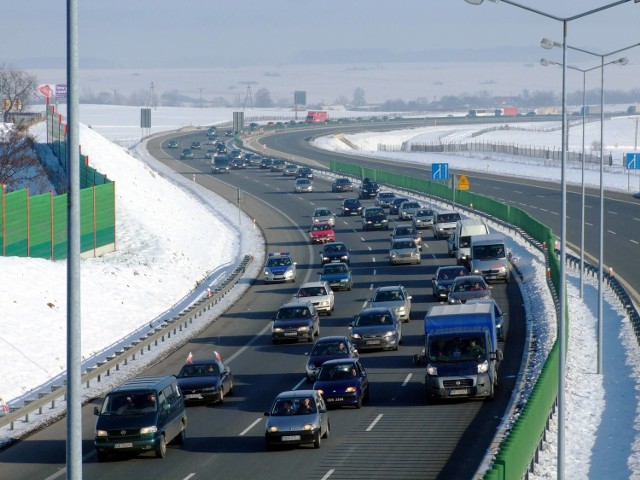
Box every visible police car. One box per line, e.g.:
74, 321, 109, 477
264, 252, 297, 283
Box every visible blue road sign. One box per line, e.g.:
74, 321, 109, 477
626, 153, 640, 170
431, 163, 449, 180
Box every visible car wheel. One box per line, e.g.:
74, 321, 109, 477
323, 421, 330, 439
355, 394, 363, 409
174, 421, 186, 445
228, 378, 234, 395
364, 386, 370, 402
314, 431, 322, 449
347, 283, 352, 291
219, 388, 224, 404
155, 435, 167, 458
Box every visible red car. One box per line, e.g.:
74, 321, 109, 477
309, 222, 336, 244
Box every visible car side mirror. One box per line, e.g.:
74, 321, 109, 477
319, 407, 327, 413
407, 296, 412, 300
94, 406, 101, 415
264, 412, 270, 417
348, 321, 355, 328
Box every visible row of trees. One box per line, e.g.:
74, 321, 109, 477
0, 64, 38, 121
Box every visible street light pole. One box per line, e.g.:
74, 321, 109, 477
463, 2, 639, 478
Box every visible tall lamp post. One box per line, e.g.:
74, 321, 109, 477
540, 57, 628, 299
463, 2, 639, 479
541, 40, 639, 376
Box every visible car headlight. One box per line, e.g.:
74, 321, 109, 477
268, 426, 278, 433
96, 430, 108, 437
351, 333, 362, 339
383, 330, 396, 338
381, 219, 388, 224
322, 256, 330, 262
397, 306, 406, 314
304, 424, 315, 431
264, 269, 270, 276
345, 387, 357, 393
473, 269, 481, 275
341, 255, 349, 261
273, 327, 283, 333
140, 426, 158, 435
391, 252, 398, 258
316, 389, 324, 395
298, 326, 309, 332
477, 360, 489, 373
285, 270, 293, 278
426, 364, 438, 376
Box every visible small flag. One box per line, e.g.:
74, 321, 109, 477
213, 351, 221, 362
0, 398, 9, 414
186, 352, 193, 363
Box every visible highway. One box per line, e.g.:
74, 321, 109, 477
0, 127, 525, 480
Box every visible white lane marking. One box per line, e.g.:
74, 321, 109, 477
368, 246, 373, 251
550, 211, 559, 216
183, 474, 196, 480
586, 205, 593, 209
402, 373, 412, 387
321, 470, 336, 480
514, 190, 523, 194
585, 222, 593, 227
360, 236, 366, 241
366, 414, 384, 432
372, 257, 376, 263
608, 230, 617, 235
310, 202, 316, 206
373, 269, 377, 275
292, 377, 306, 390
239, 417, 263, 436
369, 284, 374, 290
225, 323, 273, 364
631, 239, 639, 245
540, 208, 548, 212
634, 217, 640, 222
608, 210, 618, 215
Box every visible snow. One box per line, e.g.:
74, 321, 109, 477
1, 105, 640, 479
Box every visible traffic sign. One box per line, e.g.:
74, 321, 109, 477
626, 152, 640, 170
458, 175, 470, 190
431, 163, 449, 180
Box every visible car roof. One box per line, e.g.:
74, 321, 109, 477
358, 306, 393, 314
299, 281, 328, 289
280, 299, 314, 309
454, 275, 485, 282
314, 335, 349, 344
320, 358, 358, 367
375, 285, 404, 292
276, 390, 318, 400
438, 265, 468, 272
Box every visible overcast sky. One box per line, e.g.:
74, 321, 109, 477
4, 1, 640, 68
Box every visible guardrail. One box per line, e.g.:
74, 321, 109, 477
0, 254, 253, 433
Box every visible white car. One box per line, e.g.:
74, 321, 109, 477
293, 281, 335, 315
294, 178, 314, 193
312, 207, 336, 226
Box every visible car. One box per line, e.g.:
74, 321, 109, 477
331, 177, 354, 192
466, 298, 507, 341
224, 130, 233, 137
293, 281, 335, 316
361, 206, 388, 231
230, 158, 245, 169
358, 178, 380, 199
313, 358, 369, 408
264, 390, 329, 449
204, 138, 217, 145
245, 153, 262, 167
176, 357, 234, 404
375, 191, 396, 208
320, 242, 350, 265
190, 141, 202, 150
319, 262, 352, 291
398, 200, 421, 220
260, 157, 274, 169
389, 238, 421, 265
447, 275, 492, 304
180, 148, 193, 159
348, 307, 402, 351
229, 149, 243, 159
312, 207, 336, 226
309, 222, 336, 244
283, 164, 298, 176
390, 224, 422, 250
339, 198, 363, 216
271, 159, 286, 172
271, 300, 320, 344
412, 207, 435, 230
294, 178, 314, 193
204, 148, 216, 159
296, 166, 314, 179
368, 285, 412, 322
167, 140, 179, 149
389, 197, 410, 215
304, 336, 359, 382
263, 252, 297, 283
432, 210, 462, 240
431, 265, 471, 301
211, 155, 230, 174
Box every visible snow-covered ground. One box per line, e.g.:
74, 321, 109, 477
1, 105, 639, 478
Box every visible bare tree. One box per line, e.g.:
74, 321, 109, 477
254, 88, 273, 108
0, 124, 45, 192
352, 87, 366, 108
0, 64, 38, 121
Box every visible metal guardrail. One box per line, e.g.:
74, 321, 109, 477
0, 255, 253, 432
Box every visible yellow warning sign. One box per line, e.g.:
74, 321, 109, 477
458, 175, 470, 190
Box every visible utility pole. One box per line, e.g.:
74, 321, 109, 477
147, 82, 157, 110
198, 87, 204, 109
243, 85, 253, 112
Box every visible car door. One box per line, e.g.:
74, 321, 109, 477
356, 361, 368, 397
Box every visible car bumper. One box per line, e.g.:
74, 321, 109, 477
272, 330, 313, 342
264, 272, 295, 282
351, 335, 399, 350
321, 392, 360, 407
95, 434, 161, 453
182, 390, 222, 403
265, 429, 319, 447
425, 373, 493, 400
390, 255, 421, 265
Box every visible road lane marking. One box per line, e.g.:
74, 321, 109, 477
631, 239, 639, 245
514, 190, 523, 194
239, 417, 263, 436
608, 211, 617, 215
183, 474, 196, 480
368, 246, 372, 251
321, 470, 336, 480
402, 373, 412, 386
361, 236, 366, 241
366, 414, 384, 432
225, 323, 273, 364
608, 230, 617, 235
292, 377, 306, 390
540, 208, 548, 212
550, 211, 559, 215
586, 222, 593, 226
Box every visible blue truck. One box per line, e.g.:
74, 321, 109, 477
421, 303, 502, 402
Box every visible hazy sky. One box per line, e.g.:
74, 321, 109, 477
4, 1, 640, 68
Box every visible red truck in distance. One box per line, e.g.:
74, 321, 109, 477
305, 111, 329, 123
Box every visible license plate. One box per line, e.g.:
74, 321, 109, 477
114, 442, 133, 449
366, 340, 381, 345
281, 435, 301, 441
449, 388, 469, 396
284, 332, 297, 336
326, 397, 343, 402
185, 394, 202, 400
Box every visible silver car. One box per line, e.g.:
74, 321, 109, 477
398, 200, 421, 220
390, 224, 422, 250
375, 191, 396, 208
293, 281, 335, 315
348, 307, 402, 351
294, 178, 314, 193
412, 208, 435, 230
389, 238, 421, 265
368, 285, 412, 322
264, 390, 329, 449
312, 207, 336, 227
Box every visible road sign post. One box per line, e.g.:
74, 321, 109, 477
625, 153, 640, 191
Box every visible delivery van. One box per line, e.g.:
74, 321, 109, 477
469, 233, 510, 283
447, 219, 490, 266
94, 375, 187, 461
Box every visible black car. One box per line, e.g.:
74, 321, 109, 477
389, 197, 410, 215
431, 266, 470, 301
358, 178, 380, 199
305, 335, 359, 382
339, 198, 363, 216
167, 140, 179, 149
190, 141, 202, 150
332, 177, 354, 192
180, 148, 194, 159
176, 358, 234, 404
260, 157, 274, 169
361, 207, 389, 231
296, 167, 314, 179
320, 242, 351, 265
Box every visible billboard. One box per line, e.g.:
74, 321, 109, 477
294, 91, 306, 105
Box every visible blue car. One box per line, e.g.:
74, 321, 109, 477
319, 262, 352, 291
263, 252, 297, 283
305, 336, 359, 382
313, 358, 369, 409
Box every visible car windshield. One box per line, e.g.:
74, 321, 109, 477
297, 179, 310, 185
403, 203, 420, 209
396, 227, 415, 235
336, 179, 350, 184
344, 200, 359, 207
299, 286, 328, 297
438, 268, 468, 280
472, 244, 506, 260
311, 341, 348, 356
393, 198, 409, 205
428, 336, 486, 362
315, 210, 331, 217
393, 241, 415, 249
178, 363, 221, 377
317, 363, 357, 381
355, 312, 393, 326
312, 224, 331, 232
325, 244, 346, 253
379, 193, 394, 199
438, 213, 461, 222
374, 290, 404, 302
100, 392, 158, 416
271, 398, 316, 416
323, 264, 347, 274
277, 307, 310, 319
267, 257, 292, 267
454, 280, 486, 292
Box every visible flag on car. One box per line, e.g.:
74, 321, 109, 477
213, 351, 221, 362
186, 352, 193, 363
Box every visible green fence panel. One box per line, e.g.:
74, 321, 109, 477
94, 183, 116, 247
28, 192, 54, 259
52, 194, 68, 260
3, 190, 29, 256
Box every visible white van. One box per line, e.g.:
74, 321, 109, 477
469, 233, 510, 283
447, 219, 490, 265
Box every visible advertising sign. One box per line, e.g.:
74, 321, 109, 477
55, 84, 68, 98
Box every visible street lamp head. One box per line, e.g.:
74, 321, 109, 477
464, 0, 484, 4
616, 56, 629, 65
540, 58, 553, 66
541, 38, 561, 50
